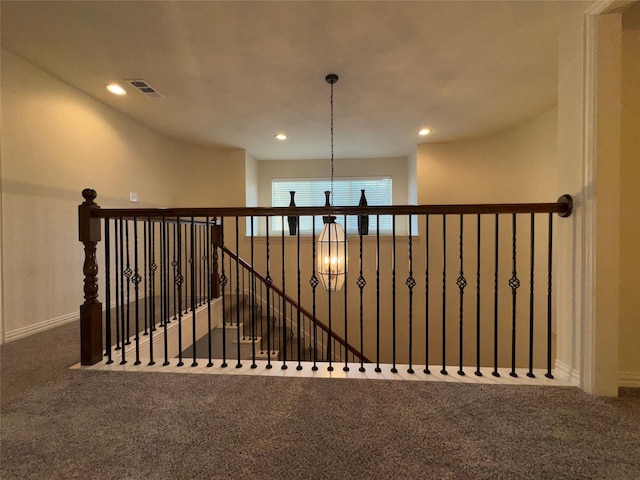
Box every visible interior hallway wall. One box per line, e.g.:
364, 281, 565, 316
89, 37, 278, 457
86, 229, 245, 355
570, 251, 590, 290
0, 49, 244, 341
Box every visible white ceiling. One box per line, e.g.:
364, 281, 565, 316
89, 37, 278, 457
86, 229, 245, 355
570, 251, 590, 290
1, 1, 591, 160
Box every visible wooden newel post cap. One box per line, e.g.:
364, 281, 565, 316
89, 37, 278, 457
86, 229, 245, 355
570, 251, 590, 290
79, 189, 101, 243
82, 188, 97, 205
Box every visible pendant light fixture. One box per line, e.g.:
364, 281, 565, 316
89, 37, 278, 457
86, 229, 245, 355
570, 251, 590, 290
317, 74, 348, 292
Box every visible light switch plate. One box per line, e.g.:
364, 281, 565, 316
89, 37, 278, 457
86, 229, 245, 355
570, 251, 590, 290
129, 192, 138, 203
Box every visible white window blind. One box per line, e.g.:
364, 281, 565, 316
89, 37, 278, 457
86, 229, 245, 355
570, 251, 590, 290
271, 178, 393, 234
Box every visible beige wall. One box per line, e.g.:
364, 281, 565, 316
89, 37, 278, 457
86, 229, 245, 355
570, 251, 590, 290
0, 49, 244, 340
619, 4, 640, 384
417, 109, 559, 204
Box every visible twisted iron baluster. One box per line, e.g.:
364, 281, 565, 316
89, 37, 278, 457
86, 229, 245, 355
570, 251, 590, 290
457, 214, 467, 376
509, 214, 520, 378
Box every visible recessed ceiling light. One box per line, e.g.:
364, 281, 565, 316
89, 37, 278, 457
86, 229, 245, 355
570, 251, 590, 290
106, 83, 126, 95
418, 128, 431, 136
275, 133, 287, 141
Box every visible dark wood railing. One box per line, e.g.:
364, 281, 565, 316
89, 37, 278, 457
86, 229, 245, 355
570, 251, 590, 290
79, 189, 572, 379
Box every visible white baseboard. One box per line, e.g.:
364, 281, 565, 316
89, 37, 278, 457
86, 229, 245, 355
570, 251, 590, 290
619, 371, 640, 388
5, 311, 78, 342
4, 295, 137, 343
554, 360, 580, 386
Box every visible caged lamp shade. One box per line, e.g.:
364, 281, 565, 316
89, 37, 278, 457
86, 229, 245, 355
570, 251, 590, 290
317, 217, 347, 291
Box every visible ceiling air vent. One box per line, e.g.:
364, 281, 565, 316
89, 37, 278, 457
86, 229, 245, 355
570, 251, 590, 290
127, 79, 164, 99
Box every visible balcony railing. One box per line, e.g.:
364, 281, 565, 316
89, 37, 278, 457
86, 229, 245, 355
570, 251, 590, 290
79, 189, 572, 379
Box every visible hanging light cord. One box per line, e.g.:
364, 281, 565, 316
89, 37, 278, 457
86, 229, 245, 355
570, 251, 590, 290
330, 79, 335, 204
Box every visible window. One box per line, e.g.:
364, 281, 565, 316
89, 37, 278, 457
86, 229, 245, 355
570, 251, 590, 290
271, 177, 393, 234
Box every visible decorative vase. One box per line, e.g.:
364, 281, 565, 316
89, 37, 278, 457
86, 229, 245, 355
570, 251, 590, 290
287, 191, 298, 235
358, 189, 369, 235
323, 190, 335, 224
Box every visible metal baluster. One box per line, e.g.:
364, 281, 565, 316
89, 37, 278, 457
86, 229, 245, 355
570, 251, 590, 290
265, 217, 273, 369
528, 213, 536, 378
176, 217, 184, 367
114, 219, 121, 350
281, 215, 287, 370
441, 214, 447, 375
509, 213, 520, 378
184, 223, 189, 315
133, 219, 141, 365
546, 214, 554, 379
195, 225, 199, 307
492, 215, 500, 377
475, 215, 482, 377
124, 220, 132, 346
200, 225, 205, 307
220, 217, 228, 368
289, 303, 295, 363
172, 223, 177, 321
150, 221, 156, 333
148, 219, 156, 366
343, 214, 349, 372
457, 214, 467, 376
241, 261, 246, 338
119, 218, 127, 365
206, 217, 213, 367
191, 218, 198, 367
162, 219, 170, 366
202, 225, 206, 306
357, 222, 366, 373
104, 219, 113, 364
375, 214, 381, 373
391, 215, 397, 373
235, 217, 242, 368
297, 221, 303, 371
310, 215, 319, 371
327, 216, 333, 373
272, 290, 277, 357
258, 281, 264, 354
143, 219, 148, 336
407, 215, 416, 374
249, 216, 257, 369
424, 214, 430, 374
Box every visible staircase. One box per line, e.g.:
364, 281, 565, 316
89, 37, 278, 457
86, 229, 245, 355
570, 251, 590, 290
181, 293, 307, 363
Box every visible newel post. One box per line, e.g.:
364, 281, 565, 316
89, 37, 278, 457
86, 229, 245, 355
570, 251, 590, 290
211, 220, 222, 299
78, 188, 103, 365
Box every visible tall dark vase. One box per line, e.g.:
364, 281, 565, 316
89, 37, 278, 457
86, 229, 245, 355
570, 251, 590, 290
322, 190, 334, 224
287, 191, 298, 235
358, 189, 369, 235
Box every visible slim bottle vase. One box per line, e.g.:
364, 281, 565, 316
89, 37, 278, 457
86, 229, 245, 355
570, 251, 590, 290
358, 189, 369, 235
287, 191, 298, 235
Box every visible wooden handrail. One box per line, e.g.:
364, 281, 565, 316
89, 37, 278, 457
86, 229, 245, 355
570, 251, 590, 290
220, 245, 372, 363
90, 195, 573, 219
